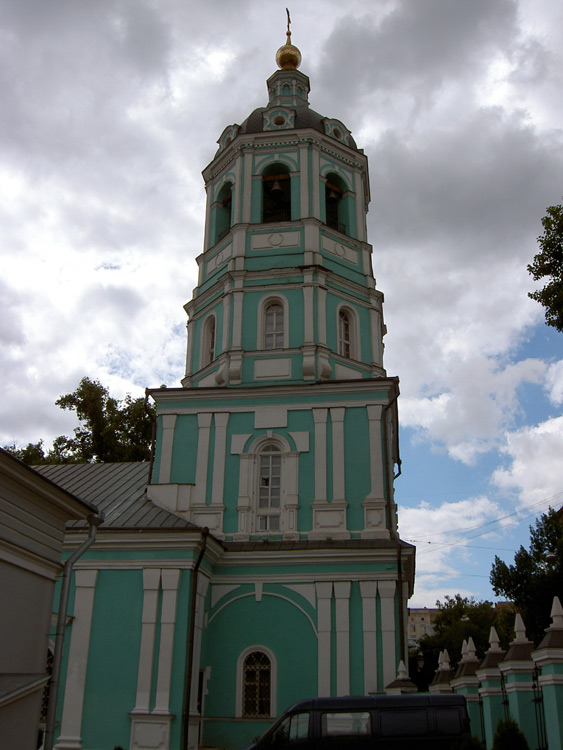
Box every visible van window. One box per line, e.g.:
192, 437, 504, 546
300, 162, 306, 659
434, 708, 463, 735
273, 712, 310, 744
321, 712, 371, 737
380, 709, 428, 737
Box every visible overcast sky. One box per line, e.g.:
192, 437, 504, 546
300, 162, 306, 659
2, 0, 563, 608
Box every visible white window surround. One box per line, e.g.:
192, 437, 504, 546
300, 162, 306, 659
200, 313, 218, 370
335, 302, 361, 361
257, 294, 289, 350
234, 432, 300, 537
235, 644, 277, 718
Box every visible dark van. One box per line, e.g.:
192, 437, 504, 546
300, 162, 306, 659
243, 694, 470, 750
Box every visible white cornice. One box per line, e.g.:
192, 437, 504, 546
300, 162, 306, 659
149, 378, 398, 405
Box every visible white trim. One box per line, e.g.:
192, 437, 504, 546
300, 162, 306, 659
299, 143, 309, 218
54, 570, 98, 750
316, 582, 332, 695
153, 569, 181, 713
194, 413, 212, 504
133, 569, 161, 712
360, 581, 378, 694
336, 302, 361, 361
379, 580, 396, 690
158, 414, 177, 484
189, 575, 210, 713
257, 294, 290, 351
331, 408, 346, 502
354, 170, 365, 241
366, 404, 385, 501
242, 151, 253, 223
199, 313, 218, 370
211, 412, 229, 506
236, 645, 278, 718
313, 409, 328, 502
334, 581, 351, 695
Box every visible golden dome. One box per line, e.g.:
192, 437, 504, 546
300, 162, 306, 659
276, 30, 302, 70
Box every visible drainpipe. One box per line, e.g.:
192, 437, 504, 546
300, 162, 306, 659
382, 382, 406, 666
182, 528, 209, 750
44, 513, 104, 750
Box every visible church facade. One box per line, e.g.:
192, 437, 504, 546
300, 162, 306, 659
45, 30, 415, 750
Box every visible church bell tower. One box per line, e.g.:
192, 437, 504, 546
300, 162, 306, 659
147, 22, 415, 748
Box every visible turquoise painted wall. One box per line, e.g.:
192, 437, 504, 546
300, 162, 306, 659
80, 569, 143, 749
202, 590, 317, 747
170, 414, 199, 484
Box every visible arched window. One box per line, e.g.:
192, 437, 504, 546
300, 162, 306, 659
325, 172, 349, 236
202, 315, 216, 367
213, 181, 233, 244
262, 164, 291, 223
264, 303, 284, 350
242, 651, 272, 717
257, 443, 281, 531
338, 309, 352, 358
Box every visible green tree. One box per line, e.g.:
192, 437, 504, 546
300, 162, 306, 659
490, 508, 563, 644
528, 203, 563, 331
411, 595, 514, 692
3, 377, 155, 464
492, 718, 530, 750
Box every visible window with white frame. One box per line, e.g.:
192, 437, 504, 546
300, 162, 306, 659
338, 308, 352, 358
257, 443, 281, 531
242, 651, 271, 717
264, 302, 284, 349
202, 315, 216, 367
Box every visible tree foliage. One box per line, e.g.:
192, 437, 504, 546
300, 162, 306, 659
4, 377, 155, 464
492, 719, 530, 750
528, 203, 563, 331
410, 595, 514, 692
490, 508, 563, 644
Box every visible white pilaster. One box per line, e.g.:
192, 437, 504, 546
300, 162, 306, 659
189, 576, 210, 712
379, 580, 397, 690
153, 569, 181, 713
54, 570, 98, 750
158, 414, 177, 484
242, 151, 253, 223
221, 281, 231, 352
194, 413, 212, 504
133, 569, 161, 712
211, 412, 229, 505
334, 582, 351, 695
316, 582, 332, 696
303, 277, 314, 344
312, 148, 320, 220
313, 409, 328, 502
317, 280, 327, 345
360, 581, 378, 694
366, 404, 384, 499
299, 143, 309, 218
331, 408, 345, 502
354, 170, 365, 242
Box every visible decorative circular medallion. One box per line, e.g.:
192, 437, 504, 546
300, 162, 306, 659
268, 233, 283, 247
335, 244, 346, 257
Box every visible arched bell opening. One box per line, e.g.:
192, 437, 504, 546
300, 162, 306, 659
262, 164, 291, 224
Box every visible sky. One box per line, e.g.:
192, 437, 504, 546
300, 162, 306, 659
2, 0, 563, 608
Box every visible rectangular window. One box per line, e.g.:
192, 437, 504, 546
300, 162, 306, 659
321, 712, 371, 737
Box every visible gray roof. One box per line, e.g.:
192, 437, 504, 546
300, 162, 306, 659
35, 462, 195, 530
239, 105, 359, 150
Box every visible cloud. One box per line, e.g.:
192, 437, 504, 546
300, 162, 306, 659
398, 495, 504, 604
492, 415, 563, 505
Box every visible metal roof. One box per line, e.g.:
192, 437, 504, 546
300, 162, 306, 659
35, 462, 195, 530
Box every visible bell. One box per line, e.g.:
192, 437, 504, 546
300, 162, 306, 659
270, 180, 283, 194
327, 189, 339, 201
